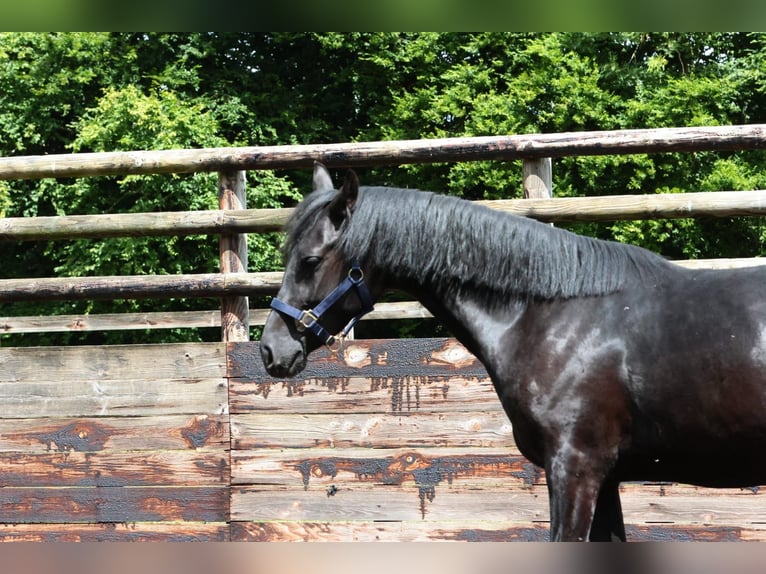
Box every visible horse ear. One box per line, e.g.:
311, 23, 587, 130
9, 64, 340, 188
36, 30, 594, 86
329, 169, 359, 226
340, 169, 359, 210
313, 161, 334, 192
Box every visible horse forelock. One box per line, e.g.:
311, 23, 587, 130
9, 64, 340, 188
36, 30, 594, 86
282, 189, 337, 261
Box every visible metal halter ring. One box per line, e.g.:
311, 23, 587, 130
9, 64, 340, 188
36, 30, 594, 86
325, 334, 343, 353
348, 267, 364, 282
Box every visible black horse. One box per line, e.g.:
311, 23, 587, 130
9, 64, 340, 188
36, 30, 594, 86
260, 162, 766, 541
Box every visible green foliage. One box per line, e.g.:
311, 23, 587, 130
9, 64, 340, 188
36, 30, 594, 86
0, 181, 10, 217
2, 33, 766, 345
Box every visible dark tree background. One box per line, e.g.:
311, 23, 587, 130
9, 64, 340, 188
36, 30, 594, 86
2, 33, 765, 344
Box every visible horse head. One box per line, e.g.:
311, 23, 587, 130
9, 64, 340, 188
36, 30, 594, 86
260, 162, 376, 377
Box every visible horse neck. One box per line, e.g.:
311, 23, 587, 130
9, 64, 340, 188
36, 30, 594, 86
377, 263, 528, 368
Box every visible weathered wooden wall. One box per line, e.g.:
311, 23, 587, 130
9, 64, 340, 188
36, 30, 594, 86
1, 338, 765, 541
228, 338, 766, 542
0, 342, 230, 541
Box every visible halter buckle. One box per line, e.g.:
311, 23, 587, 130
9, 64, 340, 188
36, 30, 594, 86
296, 309, 319, 332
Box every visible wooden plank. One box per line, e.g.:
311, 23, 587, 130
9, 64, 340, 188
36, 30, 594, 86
0, 309, 223, 334
232, 483, 546, 522
231, 520, 551, 542
230, 375, 498, 416
0, 272, 282, 302
0, 522, 230, 542
0, 415, 229, 453
231, 520, 766, 542
229, 338, 487, 381
0, 378, 227, 418
1, 124, 763, 179
231, 481, 766, 525
0, 451, 229, 487
0, 486, 228, 523
230, 338, 497, 415
231, 411, 514, 450
0, 342, 226, 382
231, 447, 538, 488
0, 208, 290, 241
3, 191, 766, 243
627, 523, 766, 542
0, 302, 431, 335
0, 342, 227, 418
483, 190, 766, 223
619, 483, 766, 525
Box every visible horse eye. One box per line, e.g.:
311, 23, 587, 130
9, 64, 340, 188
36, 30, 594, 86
301, 256, 322, 271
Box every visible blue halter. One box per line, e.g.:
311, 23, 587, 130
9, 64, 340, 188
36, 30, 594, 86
269, 261, 374, 350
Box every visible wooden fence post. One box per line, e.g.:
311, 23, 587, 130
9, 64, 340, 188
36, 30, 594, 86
218, 170, 249, 342
522, 157, 553, 200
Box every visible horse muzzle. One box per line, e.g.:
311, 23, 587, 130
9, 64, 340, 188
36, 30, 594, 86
260, 332, 307, 378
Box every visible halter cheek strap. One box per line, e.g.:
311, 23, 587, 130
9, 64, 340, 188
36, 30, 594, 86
269, 262, 374, 350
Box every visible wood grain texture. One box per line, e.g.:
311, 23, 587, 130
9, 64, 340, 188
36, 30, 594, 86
0, 272, 283, 302
0, 378, 228, 418
0, 342, 226, 382
0, 344, 228, 418
230, 338, 766, 541
0, 487, 228, 523
0, 124, 763, 179
483, 189, 766, 222
229, 339, 493, 416
0, 342, 231, 539
230, 411, 514, 450
522, 157, 552, 200
0, 309, 224, 334
0, 522, 230, 542
0, 451, 229, 487
218, 170, 250, 342
1, 338, 764, 541
231, 520, 766, 542
232, 479, 766, 527
0, 208, 291, 241
0, 415, 228, 452
3, 191, 766, 243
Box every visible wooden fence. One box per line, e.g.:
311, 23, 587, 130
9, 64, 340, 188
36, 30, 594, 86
1, 125, 766, 540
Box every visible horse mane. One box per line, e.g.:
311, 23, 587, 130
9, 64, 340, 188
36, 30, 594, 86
286, 186, 674, 302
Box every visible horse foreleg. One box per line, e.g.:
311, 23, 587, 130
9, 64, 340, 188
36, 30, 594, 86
588, 479, 626, 542
546, 451, 608, 542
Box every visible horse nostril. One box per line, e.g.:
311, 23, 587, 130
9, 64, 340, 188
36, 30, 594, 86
261, 342, 275, 370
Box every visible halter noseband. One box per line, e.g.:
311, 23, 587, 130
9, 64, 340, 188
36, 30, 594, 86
269, 261, 374, 350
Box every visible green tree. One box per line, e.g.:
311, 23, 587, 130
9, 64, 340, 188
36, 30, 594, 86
0, 33, 301, 345
2, 33, 766, 345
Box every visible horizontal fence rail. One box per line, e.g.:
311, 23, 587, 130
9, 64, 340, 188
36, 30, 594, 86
0, 208, 291, 241
0, 302, 435, 334
0, 272, 282, 303
3, 190, 766, 242
0, 125, 765, 180
2, 124, 766, 337
0, 258, 764, 305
